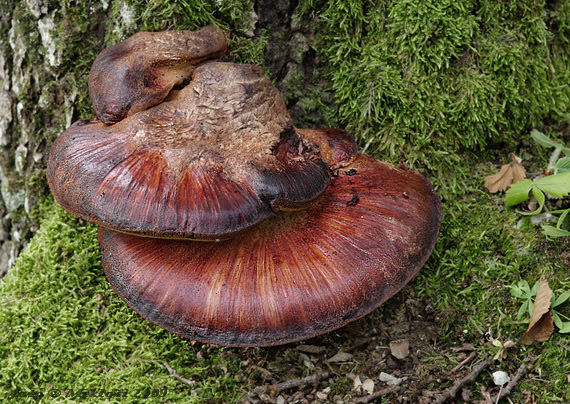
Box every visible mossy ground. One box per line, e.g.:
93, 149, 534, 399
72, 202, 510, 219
1, 0, 569, 402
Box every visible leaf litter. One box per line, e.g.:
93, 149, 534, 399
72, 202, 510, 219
484, 154, 526, 193
521, 279, 554, 344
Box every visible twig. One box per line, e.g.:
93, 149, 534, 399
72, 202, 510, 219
450, 351, 477, 373
354, 386, 399, 403
164, 362, 197, 387
434, 357, 493, 403
451, 343, 475, 353
481, 386, 494, 404
254, 371, 330, 395
493, 363, 527, 402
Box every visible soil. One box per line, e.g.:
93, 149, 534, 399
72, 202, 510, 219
231, 288, 496, 403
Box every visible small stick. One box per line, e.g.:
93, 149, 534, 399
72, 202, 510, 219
451, 351, 477, 373
481, 386, 494, 404
493, 363, 527, 402
354, 386, 399, 403
434, 357, 493, 403
254, 371, 330, 395
164, 362, 197, 387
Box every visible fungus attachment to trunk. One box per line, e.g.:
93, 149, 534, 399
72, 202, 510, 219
48, 62, 332, 240
89, 26, 228, 124
99, 154, 442, 347
295, 127, 358, 170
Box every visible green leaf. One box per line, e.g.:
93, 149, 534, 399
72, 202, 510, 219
556, 209, 569, 229
518, 187, 545, 216
517, 300, 529, 320
555, 157, 570, 174
553, 291, 570, 307
530, 129, 561, 149
542, 225, 570, 237
520, 280, 531, 295
531, 280, 540, 295
535, 173, 570, 198
508, 285, 524, 298
553, 312, 563, 329
505, 179, 533, 207
558, 321, 570, 333
528, 299, 534, 316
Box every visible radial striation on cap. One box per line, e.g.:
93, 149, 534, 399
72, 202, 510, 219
99, 154, 442, 346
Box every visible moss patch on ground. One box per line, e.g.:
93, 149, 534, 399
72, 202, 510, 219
0, 201, 244, 403
1, 0, 569, 402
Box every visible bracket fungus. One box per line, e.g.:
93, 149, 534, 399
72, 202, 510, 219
47, 27, 442, 347
48, 62, 332, 239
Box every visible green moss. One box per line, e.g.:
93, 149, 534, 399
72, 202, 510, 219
410, 153, 570, 402
2, 0, 570, 402
300, 0, 569, 180
0, 200, 243, 403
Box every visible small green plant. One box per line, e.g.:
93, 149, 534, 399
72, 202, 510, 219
504, 173, 570, 214
529, 130, 570, 173
507, 280, 570, 333
541, 209, 570, 237
504, 130, 570, 237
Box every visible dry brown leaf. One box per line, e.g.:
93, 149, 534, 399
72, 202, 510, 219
521, 279, 554, 344
389, 339, 410, 359
484, 154, 527, 193
327, 351, 353, 363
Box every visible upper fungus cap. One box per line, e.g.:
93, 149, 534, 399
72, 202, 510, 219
48, 62, 332, 239
89, 26, 228, 124
99, 152, 442, 347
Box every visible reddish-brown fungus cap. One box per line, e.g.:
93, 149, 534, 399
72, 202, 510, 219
89, 26, 227, 124
99, 154, 442, 347
48, 62, 334, 240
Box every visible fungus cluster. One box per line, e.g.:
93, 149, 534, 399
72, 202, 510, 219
47, 26, 442, 347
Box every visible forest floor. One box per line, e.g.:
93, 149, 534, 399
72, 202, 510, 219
1, 0, 569, 402
1, 140, 569, 403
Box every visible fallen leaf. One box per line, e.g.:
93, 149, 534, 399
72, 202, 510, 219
389, 339, 410, 359
521, 279, 554, 344
326, 351, 353, 363
298, 353, 314, 369
362, 378, 375, 394
296, 344, 326, 354
353, 375, 362, 390
353, 376, 375, 394
379, 372, 403, 386
484, 154, 526, 193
